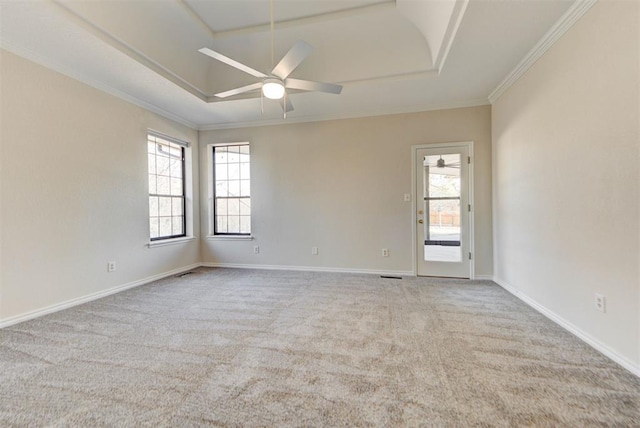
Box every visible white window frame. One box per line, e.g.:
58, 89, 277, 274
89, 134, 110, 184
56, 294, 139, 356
147, 130, 195, 247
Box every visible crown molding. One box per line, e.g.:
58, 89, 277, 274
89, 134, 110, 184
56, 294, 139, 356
0, 41, 198, 130
488, 0, 597, 104
197, 98, 489, 131
1, 39, 486, 133
50, 0, 210, 102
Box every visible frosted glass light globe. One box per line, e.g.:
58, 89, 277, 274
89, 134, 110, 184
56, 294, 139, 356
262, 79, 285, 100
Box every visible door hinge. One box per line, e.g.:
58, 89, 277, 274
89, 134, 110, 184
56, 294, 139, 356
468, 156, 471, 164
469, 252, 472, 260
468, 204, 471, 212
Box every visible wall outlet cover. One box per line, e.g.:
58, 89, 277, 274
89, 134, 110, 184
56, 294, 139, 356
595, 293, 605, 313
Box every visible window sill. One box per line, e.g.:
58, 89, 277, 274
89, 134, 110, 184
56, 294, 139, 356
148, 236, 196, 248
206, 235, 254, 241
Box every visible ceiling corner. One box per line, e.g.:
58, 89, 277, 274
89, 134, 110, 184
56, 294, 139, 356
396, 0, 468, 73
488, 0, 597, 104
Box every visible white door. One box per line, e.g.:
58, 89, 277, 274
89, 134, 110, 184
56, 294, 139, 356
415, 145, 471, 278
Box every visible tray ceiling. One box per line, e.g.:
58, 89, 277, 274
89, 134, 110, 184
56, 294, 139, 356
0, 0, 575, 129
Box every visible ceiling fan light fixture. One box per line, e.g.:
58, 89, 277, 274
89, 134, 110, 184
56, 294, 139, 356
262, 78, 285, 99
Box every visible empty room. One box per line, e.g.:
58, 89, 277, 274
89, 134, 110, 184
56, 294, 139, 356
1, 0, 639, 425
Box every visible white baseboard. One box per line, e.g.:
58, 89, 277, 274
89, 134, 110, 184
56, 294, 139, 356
0, 263, 200, 329
201, 262, 414, 277
493, 276, 640, 378
7, 263, 636, 378
474, 275, 494, 281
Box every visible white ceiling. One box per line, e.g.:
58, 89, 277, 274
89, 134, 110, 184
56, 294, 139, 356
0, 0, 575, 129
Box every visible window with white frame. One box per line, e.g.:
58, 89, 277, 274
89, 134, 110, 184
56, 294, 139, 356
148, 133, 187, 240
213, 144, 251, 235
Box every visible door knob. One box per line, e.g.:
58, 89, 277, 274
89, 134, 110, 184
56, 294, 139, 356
418, 219, 424, 224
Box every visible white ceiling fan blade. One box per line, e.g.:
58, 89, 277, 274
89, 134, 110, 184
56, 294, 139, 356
199, 48, 266, 78
271, 41, 313, 80
286, 78, 343, 95
279, 95, 294, 113
215, 82, 263, 98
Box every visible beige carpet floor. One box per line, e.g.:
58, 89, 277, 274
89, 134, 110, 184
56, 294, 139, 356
1, 267, 639, 426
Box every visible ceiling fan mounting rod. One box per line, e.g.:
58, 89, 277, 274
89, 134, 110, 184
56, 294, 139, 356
198, 0, 342, 115
270, 0, 275, 68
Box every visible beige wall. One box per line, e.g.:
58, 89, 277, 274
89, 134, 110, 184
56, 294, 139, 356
0, 49, 492, 324
200, 106, 493, 276
3, 0, 636, 375
0, 50, 200, 321
492, 1, 639, 368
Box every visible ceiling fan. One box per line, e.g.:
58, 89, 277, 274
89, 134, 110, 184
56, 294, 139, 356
198, 0, 342, 116
425, 156, 461, 169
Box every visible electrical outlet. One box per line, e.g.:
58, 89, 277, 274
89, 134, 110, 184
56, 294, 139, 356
312, 246, 319, 255
107, 261, 116, 272
382, 248, 389, 257
404, 193, 411, 202
253, 245, 260, 254
595, 293, 606, 313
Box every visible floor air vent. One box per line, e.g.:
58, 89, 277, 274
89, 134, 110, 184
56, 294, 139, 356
380, 275, 402, 280
175, 271, 194, 278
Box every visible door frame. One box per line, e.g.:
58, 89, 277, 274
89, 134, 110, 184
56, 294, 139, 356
411, 141, 475, 279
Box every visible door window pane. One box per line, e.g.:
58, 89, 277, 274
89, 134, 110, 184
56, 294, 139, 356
423, 154, 461, 262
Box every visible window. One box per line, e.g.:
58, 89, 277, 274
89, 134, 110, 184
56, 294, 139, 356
148, 133, 186, 240
213, 144, 251, 235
